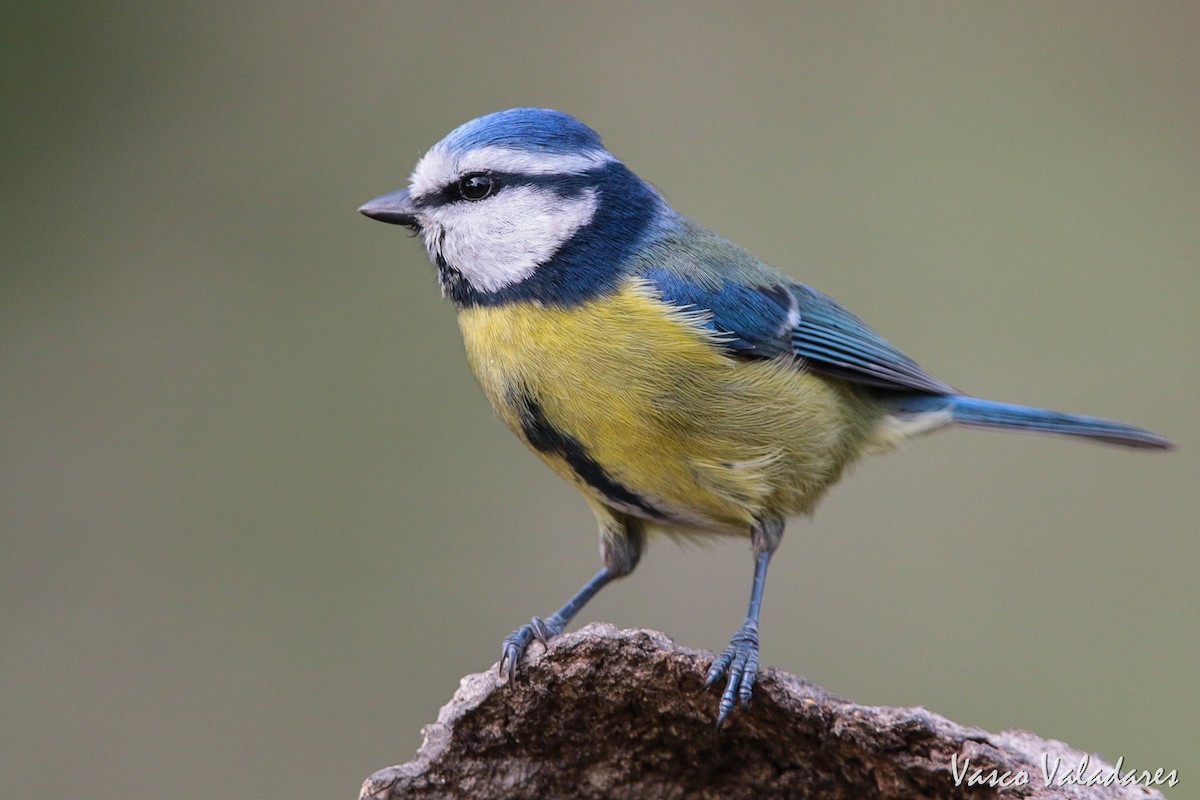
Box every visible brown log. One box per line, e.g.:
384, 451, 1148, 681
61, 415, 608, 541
360, 624, 1167, 800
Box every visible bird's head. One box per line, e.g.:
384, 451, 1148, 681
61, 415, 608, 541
360, 108, 666, 306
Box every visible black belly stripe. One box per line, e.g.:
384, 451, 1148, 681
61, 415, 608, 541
513, 390, 663, 520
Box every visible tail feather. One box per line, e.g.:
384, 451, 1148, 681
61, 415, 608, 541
895, 394, 1173, 450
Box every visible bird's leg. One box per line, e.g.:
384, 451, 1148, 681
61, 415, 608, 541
499, 512, 643, 678
705, 517, 783, 725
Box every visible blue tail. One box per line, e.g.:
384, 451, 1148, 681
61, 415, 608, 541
894, 394, 1173, 450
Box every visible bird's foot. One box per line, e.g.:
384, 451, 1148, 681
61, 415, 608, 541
704, 618, 760, 726
498, 616, 563, 679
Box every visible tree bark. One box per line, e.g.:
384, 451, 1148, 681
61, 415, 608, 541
360, 624, 1168, 799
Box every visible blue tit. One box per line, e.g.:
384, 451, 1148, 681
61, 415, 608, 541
359, 108, 1172, 725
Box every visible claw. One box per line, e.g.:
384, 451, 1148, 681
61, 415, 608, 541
707, 619, 760, 726
704, 651, 732, 687
530, 615, 561, 644
499, 616, 565, 679
496, 566, 617, 683
498, 624, 535, 679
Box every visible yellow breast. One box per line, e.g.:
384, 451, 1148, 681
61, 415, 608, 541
456, 277, 886, 535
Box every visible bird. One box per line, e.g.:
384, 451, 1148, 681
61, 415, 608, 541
359, 107, 1172, 725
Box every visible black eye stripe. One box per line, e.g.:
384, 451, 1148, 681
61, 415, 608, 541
421, 168, 605, 209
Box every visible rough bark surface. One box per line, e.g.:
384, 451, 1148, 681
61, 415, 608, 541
360, 624, 1166, 800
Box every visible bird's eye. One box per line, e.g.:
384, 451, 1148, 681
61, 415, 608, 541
458, 173, 498, 201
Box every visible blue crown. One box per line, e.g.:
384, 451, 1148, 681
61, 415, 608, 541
440, 108, 604, 155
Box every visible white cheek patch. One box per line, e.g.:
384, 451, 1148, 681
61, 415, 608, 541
423, 186, 600, 293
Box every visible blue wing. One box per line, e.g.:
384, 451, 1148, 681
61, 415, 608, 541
642, 266, 954, 395
785, 283, 954, 393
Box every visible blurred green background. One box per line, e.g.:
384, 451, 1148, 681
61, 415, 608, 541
3, 2, 1197, 798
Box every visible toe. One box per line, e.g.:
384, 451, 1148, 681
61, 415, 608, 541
498, 625, 535, 679
709, 625, 762, 724
705, 649, 733, 687
529, 616, 555, 644
738, 644, 758, 707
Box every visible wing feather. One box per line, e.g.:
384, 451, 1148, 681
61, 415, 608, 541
643, 267, 953, 394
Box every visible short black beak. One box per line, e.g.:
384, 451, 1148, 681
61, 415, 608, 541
358, 187, 419, 228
